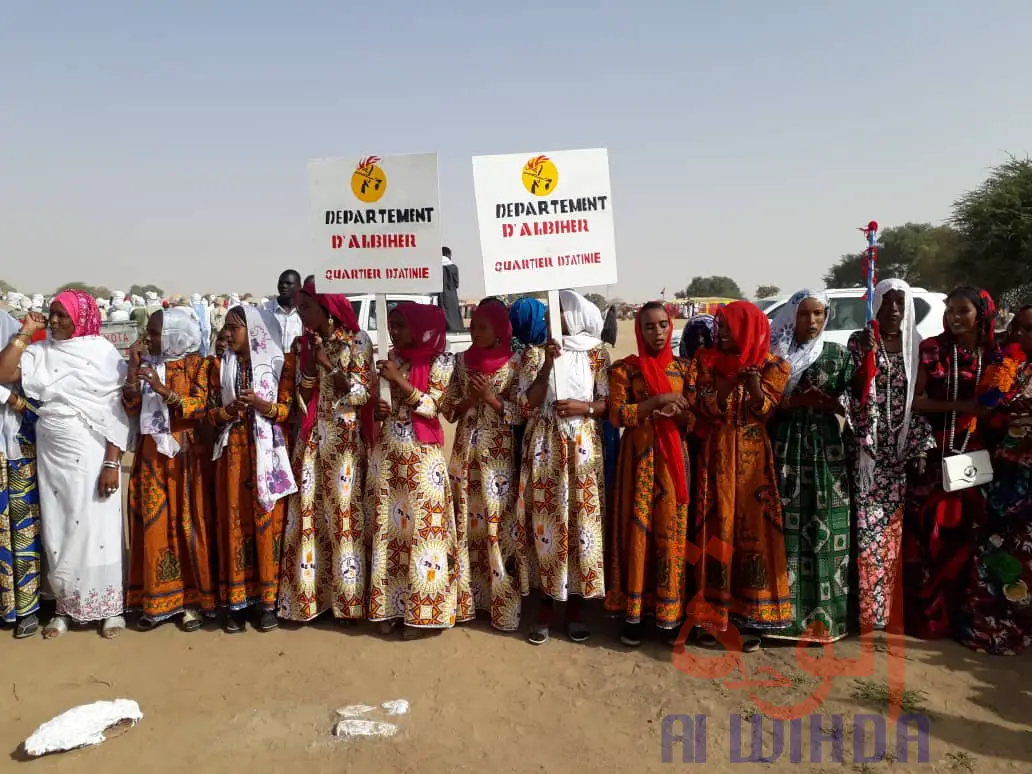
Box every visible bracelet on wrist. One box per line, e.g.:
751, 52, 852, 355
102, 460, 120, 470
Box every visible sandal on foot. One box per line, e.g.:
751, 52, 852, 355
257, 611, 279, 632
567, 621, 591, 643
15, 613, 40, 639
42, 615, 70, 640
224, 613, 246, 634
528, 624, 550, 645
102, 616, 127, 639
137, 616, 158, 632
402, 626, 430, 641
620, 622, 643, 647
378, 620, 399, 636
742, 634, 762, 653
181, 611, 203, 633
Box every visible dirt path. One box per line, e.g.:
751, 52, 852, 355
3, 612, 1030, 773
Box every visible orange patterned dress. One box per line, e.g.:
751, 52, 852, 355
442, 351, 527, 631
125, 354, 217, 622
691, 353, 793, 632
604, 357, 694, 630
517, 344, 610, 601
183, 355, 296, 611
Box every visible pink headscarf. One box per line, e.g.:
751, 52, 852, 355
463, 301, 513, 375
391, 302, 446, 446
51, 290, 102, 337
297, 280, 363, 446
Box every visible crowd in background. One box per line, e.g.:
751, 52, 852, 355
0, 273, 1030, 661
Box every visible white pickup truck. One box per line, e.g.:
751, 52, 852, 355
100, 321, 140, 358
346, 293, 471, 355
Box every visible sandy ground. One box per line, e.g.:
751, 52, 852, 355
2, 320, 1031, 773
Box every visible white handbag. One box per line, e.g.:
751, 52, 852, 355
941, 345, 993, 492
942, 449, 993, 492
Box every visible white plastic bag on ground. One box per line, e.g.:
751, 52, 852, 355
332, 699, 408, 739
24, 699, 143, 757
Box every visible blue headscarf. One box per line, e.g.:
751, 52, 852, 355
509, 297, 548, 347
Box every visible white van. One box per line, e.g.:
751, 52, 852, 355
673, 287, 946, 351
760, 288, 946, 347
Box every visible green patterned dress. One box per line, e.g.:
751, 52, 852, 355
767, 342, 854, 642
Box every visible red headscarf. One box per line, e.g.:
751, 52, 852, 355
697, 300, 770, 378
463, 301, 512, 374
51, 290, 102, 337
623, 303, 689, 504
391, 302, 447, 446
297, 280, 362, 446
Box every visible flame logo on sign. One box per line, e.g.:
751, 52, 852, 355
521, 154, 559, 197
351, 155, 387, 203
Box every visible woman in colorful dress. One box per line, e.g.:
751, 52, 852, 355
690, 300, 791, 652
848, 279, 934, 633
905, 286, 1000, 639
766, 290, 854, 643
187, 306, 297, 633
278, 282, 372, 625
0, 291, 130, 639
605, 302, 692, 647
519, 289, 610, 645
0, 311, 41, 639
124, 307, 215, 631
957, 306, 1032, 654
368, 302, 472, 639
442, 300, 526, 631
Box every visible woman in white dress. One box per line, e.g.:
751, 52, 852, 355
0, 290, 130, 638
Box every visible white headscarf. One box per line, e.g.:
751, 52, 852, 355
855, 278, 920, 493
131, 295, 145, 308
769, 289, 830, 395
20, 331, 130, 452
228, 293, 241, 308
110, 291, 125, 306
140, 308, 202, 458
0, 312, 29, 458
213, 306, 297, 513
551, 290, 603, 439
30, 295, 44, 313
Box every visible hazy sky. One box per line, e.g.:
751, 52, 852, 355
2, 1, 1030, 302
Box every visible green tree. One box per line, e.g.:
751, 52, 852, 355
951, 155, 1032, 298
584, 292, 607, 312
755, 284, 780, 299
55, 281, 111, 298
129, 283, 164, 298
678, 276, 744, 299
822, 222, 963, 291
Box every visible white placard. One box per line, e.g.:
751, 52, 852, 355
310, 152, 442, 294
472, 147, 617, 296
